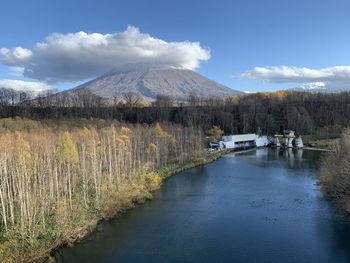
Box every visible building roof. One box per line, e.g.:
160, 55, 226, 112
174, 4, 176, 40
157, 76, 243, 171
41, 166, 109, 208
223, 134, 256, 142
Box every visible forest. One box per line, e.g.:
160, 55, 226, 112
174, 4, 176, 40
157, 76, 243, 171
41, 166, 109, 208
1, 90, 350, 138
1, 90, 350, 262
0, 119, 211, 262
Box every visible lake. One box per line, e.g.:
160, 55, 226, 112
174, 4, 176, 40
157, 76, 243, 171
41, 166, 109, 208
55, 148, 350, 263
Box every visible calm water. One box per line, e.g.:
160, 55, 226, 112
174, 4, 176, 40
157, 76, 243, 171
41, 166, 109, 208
55, 149, 350, 263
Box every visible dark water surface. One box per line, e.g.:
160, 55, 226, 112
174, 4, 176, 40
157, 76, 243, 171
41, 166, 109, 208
56, 149, 350, 263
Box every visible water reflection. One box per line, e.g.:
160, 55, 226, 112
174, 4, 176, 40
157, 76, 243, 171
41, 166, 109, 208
253, 148, 320, 170
55, 149, 350, 263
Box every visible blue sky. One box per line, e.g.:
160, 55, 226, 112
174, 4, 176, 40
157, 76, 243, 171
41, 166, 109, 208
1, 0, 350, 93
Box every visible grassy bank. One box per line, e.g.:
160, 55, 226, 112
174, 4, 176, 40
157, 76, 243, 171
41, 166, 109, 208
319, 129, 350, 213
1, 171, 163, 263
305, 137, 339, 149
155, 149, 227, 179
1, 150, 226, 263
0, 118, 222, 263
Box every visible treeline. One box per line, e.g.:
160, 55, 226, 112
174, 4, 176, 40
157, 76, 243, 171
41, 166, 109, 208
0, 88, 37, 105
1, 90, 350, 137
320, 129, 350, 213
0, 120, 205, 262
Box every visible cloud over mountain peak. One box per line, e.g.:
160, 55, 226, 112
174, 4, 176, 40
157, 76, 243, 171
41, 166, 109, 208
0, 26, 210, 83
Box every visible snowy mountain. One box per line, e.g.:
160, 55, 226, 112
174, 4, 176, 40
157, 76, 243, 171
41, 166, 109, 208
68, 65, 242, 101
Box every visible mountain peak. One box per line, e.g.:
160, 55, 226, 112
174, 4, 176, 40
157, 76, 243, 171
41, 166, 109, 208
72, 67, 242, 101
103, 62, 175, 75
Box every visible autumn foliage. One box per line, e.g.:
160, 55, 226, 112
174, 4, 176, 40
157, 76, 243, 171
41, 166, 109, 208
0, 120, 205, 262
320, 129, 350, 212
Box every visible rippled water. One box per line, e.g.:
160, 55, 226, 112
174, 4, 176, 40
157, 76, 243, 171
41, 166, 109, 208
55, 148, 350, 263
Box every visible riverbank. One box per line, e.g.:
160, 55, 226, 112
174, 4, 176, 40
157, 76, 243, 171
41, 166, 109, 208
304, 137, 339, 149
4, 148, 228, 263
0, 131, 338, 262
319, 129, 350, 215
46, 150, 227, 263
0, 122, 209, 263
56, 147, 350, 263
303, 147, 331, 152
155, 149, 229, 180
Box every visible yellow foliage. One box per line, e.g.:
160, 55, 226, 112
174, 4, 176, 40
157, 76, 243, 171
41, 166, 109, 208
145, 172, 162, 191
119, 135, 129, 142
121, 127, 131, 135
154, 123, 165, 137
57, 132, 79, 164
272, 90, 293, 100
12, 132, 32, 168
0, 120, 206, 262
206, 125, 223, 141
142, 162, 155, 172
154, 123, 176, 143
148, 143, 157, 152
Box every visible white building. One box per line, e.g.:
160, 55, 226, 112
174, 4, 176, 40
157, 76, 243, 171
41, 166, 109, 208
215, 131, 302, 150
220, 134, 256, 149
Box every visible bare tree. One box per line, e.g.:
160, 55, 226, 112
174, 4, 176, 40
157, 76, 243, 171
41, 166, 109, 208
122, 92, 141, 107
153, 95, 174, 108
0, 121, 206, 261
187, 92, 199, 107
74, 89, 103, 107
0, 88, 13, 105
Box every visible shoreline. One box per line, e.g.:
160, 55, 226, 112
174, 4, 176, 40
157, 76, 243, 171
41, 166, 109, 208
9, 145, 334, 262
219, 146, 331, 155
303, 147, 331, 152
37, 150, 229, 263
230, 148, 257, 155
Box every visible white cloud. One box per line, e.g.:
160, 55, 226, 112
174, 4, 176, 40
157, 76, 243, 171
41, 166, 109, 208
242, 66, 350, 91
0, 26, 210, 83
242, 66, 350, 82
0, 79, 52, 94
297, 82, 326, 90
0, 47, 33, 64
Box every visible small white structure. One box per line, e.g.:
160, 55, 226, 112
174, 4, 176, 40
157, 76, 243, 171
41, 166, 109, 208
222, 134, 256, 143
219, 140, 235, 149
215, 131, 302, 151
275, 130, 303, 148
220, 134, 256, 149
255, 135, 269, 147
282, 130, 295, 148
270, 136, 281, 147
294, 136, 304, 148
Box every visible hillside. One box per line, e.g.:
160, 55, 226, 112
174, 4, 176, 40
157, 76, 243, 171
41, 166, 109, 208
69, 66, 242, 101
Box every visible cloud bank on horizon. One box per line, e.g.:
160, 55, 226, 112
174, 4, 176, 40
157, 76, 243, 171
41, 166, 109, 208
242, 66, 350, 91
0, 26, 210, 84
0, 79, 52, 94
